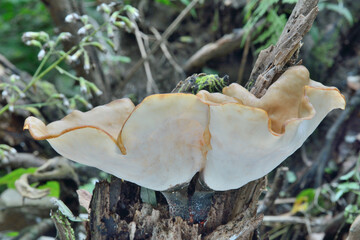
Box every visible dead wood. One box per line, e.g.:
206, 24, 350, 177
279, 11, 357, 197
0, 153, 46, 169
121, 0, 200, 88
85, 0, 319, 239
347, 214, 360, 240
15, 157, 80, 216
247, 0, 319, 97
183, 28, 245, 72
257, 167, 288, 215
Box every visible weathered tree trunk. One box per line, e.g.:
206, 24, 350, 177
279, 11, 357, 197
85, 0, 319, 239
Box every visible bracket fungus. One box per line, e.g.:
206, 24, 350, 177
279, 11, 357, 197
24, 66, 345, 218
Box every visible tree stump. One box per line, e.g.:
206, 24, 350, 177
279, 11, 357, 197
85, 0, 319, 239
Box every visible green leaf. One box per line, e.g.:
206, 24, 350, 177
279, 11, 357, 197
140, 187, 157, 206
110, 55, 131, 63
333, 189, 345, 202
339, 170, 356, 181
37, 181, 60, 198
51, 198, 87, 222
51, 210, 76, 240
296, 188, 316, 202
325, 3, 353, 25
337, 182, 360, 191
282, 0, 298, 4
6, 231, 19, 237
155, 0, 172, 5
0, 168, 37, 188
286, 171, 297, 183
79, 178, 97, 194
344, 204, 360, 223
23, 106, 42, 117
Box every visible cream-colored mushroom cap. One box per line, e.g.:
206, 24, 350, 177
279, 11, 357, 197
198, 66, 345, 190
24, 66, 345, 191
24, 95, 208, 191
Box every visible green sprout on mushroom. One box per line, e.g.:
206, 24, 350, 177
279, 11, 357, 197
24, 66, 345, 222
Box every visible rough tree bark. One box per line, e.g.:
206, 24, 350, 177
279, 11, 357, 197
85, 0, 319, 239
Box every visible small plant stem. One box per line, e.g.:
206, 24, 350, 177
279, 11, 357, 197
24, 46, 77, 93
55, 66, 80, 81
0, 22, 108, 116
32, 50, 52, 80
14, 102, 57, 109
0, 46, 77, 116
0, 104, 9, 115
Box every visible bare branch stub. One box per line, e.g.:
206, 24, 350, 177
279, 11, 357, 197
247, 0, 319, 98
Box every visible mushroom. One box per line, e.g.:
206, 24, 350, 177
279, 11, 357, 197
24, 66, 345, 220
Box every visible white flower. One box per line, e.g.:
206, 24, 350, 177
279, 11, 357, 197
65, 13, 80, 23
77, 24, 92, 35
97, 3, 111, 14
10, 74, 20, 82
59, 32, 72, 41
63, 98, 70, 107
80, 85, 87, 93
2, 90, 8, 98
37, 49, 46, 61
77, 27, 87, 35
22, 32, 38, 41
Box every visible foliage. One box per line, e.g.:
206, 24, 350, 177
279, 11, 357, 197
140, 187, 157, 207
0, 144, 17, 162
79, 178, 98, 194
51, 210, 76, 240
6, 231, 19, 237
291, 188, 316, 214
35, 180, 60, 198
241, 0, 297, 52
243, 0, 353, 55
0, 3, 139, 117
318, 0, 354, 26
0, 167, 36, 189
0, 0, 53, 73
51, 197, 88, 222
0, 167, 60, 198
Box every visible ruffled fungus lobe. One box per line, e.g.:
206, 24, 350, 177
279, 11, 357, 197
24, 66, 345, 192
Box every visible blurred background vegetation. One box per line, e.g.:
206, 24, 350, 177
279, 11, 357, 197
0, 0, 359, 239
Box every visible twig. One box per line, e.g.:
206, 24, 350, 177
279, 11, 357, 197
132, 20, 159, 94
16, 218, 55, 240
237, 34, 251, 84
347, 214, 360, 240
205, 209, 263, 240
263, 215, 307, 225
295, 89, 360, 189
314, 89, 360, 186
183, 28, 245, 72
0, 153, 46, 169
122, 0, 199, 87
263, 215, 313, 235
150, 27, 185, 76
257, 167, 288, 214
300, 146, 312, 167
247, 0, 319, 97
